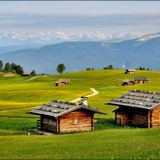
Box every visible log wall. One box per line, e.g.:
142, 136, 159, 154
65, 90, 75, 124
41, 116, 58, 132
59, 110, 93, 133
115, 108, 149, 128
115, 113, 128, 126
151, 106, 160, 128
130, 110, 148, 127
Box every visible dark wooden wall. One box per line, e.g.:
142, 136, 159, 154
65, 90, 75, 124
115, 108, 149, 128
41, 116, 58, 132
130, 110, 148, 127
115, 106, 160, 128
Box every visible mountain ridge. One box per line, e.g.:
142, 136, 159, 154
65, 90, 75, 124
0, 32, 160, 74
0, 31, 143, 47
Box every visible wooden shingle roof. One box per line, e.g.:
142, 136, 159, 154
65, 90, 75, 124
108, 90, 160, 110
30, 100, 107, 118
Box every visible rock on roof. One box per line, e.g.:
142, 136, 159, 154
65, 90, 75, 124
30, 100, 107, 118
108, 90, 160, 110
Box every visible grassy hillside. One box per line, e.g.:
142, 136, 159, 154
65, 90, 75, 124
0, 70, 160, 159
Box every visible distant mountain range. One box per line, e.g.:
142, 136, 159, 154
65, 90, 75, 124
0, 32, 160, 74
0, 31, 143, 47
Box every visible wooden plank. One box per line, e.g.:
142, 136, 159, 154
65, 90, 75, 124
59, 110, 93, 133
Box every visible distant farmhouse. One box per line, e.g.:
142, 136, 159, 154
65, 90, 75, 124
23, 72, 31, 76
108, 90, 160, 128
134, 77, 150, 84
122, 80, 135, 86
29, 99, 106, 133
125, 69, 136, 74
55, 79, 70, 86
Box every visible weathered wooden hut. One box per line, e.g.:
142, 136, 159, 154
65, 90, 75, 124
125, 69, 136, 74
55, 79, 70, 86
134, 77, 150, 84
23, 72, 31, 76
29, 99, 106, 133
122, 80, 135, 86
108, 90, 160, 128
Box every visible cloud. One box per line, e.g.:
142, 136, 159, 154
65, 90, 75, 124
0, 13, 160, 33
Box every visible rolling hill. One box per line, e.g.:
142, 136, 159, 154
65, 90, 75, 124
0, 32, 160, 73
0, 69, 160, 159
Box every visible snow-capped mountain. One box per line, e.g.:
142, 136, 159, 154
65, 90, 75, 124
0, 31, 143, 47
137, 32, 160, 42
0, 31, 160, 74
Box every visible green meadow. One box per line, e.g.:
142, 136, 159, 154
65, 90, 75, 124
0, 69, 160, 159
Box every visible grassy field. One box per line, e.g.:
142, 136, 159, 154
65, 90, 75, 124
0, 69, 160, 159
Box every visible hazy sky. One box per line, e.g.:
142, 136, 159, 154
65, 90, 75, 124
0, 1, 160, 34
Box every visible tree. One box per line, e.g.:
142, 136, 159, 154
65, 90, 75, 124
11, 63, 18, 71
103, 64, 114, 70
0, 60, 3, 72
86, 67, 94, 71
4, 62, 12, 72
31, 70, 37, 76
56, 63, 65, 74
16, 65, 24, 75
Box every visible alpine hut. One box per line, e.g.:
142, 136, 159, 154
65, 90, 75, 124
23, 72, 31, 76
29, 99, 106, 133
134, 77, 150, 84
125, 69, 136, 74
122, 80, 135, 86
107, 90, 160, 128
55, 79, 70, 86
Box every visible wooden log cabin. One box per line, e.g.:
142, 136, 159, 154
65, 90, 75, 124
107, 90, 160, 128
122, 80, 135, 86
125, 69, 136, 74
55, 79, 70, 86
29, 99, 106, 133
23, 72, 31, 76
134, 77, 150, 84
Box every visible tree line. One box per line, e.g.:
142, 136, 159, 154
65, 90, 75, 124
0, 60, 36, 76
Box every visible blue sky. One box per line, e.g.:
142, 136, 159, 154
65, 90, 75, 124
0, 1, 160, 34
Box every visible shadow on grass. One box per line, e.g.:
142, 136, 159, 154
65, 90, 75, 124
94, 118, 131, 130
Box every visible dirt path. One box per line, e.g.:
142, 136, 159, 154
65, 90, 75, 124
24, 76, 41, 82
70, 88, 99, 103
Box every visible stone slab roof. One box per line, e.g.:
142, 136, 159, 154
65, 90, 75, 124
30, 100, 106, 118
55, 79, 70, 84
126, 69, 136, 72
134, 77, 149, 81
108, 90, 160, 110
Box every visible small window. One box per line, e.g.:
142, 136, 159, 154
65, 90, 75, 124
116, 118, 121, 125
74, 119, 79, 125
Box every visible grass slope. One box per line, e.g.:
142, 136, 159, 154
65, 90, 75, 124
0, 70, 160, 159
